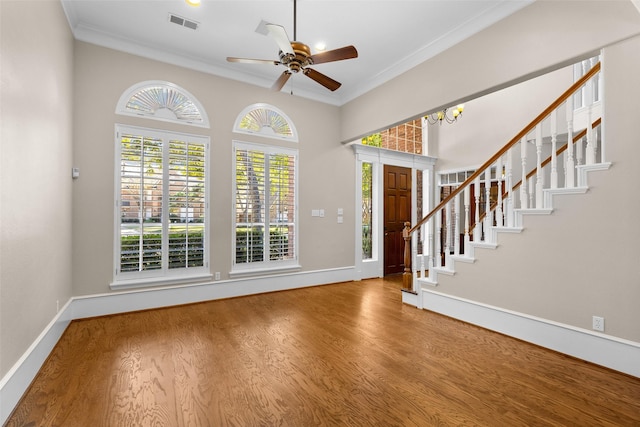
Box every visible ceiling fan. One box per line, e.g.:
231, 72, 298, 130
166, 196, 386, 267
226, 0, 358, 92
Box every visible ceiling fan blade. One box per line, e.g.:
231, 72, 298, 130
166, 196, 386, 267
266, 23, 294, 55
227, 57, 280, 65
309, 46, 358, 65
272, 71, 292, 91
303, 68, 341, 91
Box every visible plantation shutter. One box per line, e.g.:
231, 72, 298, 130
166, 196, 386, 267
119, 133, 163, 272
234, 143, 297, 267
116, 126, 208, 281
268, 152, 295, 261
168, 139, 206, 269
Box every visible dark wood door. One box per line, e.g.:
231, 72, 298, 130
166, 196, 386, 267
384, 165, 411, 275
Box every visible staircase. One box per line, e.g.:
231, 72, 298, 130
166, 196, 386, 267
401, 60, 604, 306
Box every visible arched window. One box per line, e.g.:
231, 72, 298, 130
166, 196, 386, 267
231, 104, 299, 276
233, 103, 298, 141
113, 81, 211, 290
116, 81, 209, 128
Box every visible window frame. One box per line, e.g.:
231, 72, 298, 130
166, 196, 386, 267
112, 124, 211, 289
231, 140, 300, 276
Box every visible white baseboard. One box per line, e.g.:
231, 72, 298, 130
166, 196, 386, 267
0, 299, 73, 424
421, 288, 640, 378
0, 266, 356, 425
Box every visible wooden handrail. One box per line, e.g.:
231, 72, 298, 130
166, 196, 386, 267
408, 62, 601, 236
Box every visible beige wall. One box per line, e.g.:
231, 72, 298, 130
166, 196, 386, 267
430, 65, 573, 171
0, 0, 74, 377
340, 0, 640, 143
71, 42, 354, 296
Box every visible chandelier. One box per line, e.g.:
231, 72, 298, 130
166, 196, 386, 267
425, 104, 465, 125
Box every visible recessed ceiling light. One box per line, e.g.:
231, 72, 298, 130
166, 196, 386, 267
315, 42, 326, 52
185, 0, 201, 7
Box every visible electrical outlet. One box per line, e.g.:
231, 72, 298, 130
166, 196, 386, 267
592, 316, 605, 332
215, 272, 221, 281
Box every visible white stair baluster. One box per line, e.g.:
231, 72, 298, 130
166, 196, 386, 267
505, 149, 514, 227
535, 123, 544, 208
528, 177, 535, 208
550, 110, 558, 189
420, 223, 426, 279
484, 169, 492, 242
496, 156, 504, 227
454, 191, 460, 256
520, 137, 529, 209
585, 70, 596, 165
576, 133, 584, 167
435, 209, 442, 268
474, 176, 481, 242
428, 217, 435, 269
464, 186, 470, 255
566, 97, 575, 188
445, 201, 452, 267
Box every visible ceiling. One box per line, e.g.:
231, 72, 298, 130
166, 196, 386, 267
61, 0, 533, 106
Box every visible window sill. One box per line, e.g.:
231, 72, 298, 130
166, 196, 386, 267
110, 273, 213, 291
229, 264, 302, 279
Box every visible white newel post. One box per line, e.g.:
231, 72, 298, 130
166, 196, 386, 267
496, 156, 503, 227
535, 123, 544, 208
520, 137, 528, 209
565, 96, 575, 188
474, 176, 481, 242
463, 187, 470, 255
550, 110, 558, 189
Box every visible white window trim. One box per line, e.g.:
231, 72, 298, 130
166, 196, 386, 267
112, 124, 211, 290
231, 140, 299, 275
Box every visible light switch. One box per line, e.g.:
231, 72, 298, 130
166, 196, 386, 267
319, 209, 325, 217
337, 208, 344, 215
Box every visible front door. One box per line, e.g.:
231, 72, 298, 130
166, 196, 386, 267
384, 165, 411, 275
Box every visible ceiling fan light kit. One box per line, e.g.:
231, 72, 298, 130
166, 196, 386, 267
226, 0, 358, 92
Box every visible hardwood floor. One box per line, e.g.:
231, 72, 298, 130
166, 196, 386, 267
6, 276, 640, 426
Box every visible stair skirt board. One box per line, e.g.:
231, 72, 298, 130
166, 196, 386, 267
420, 288, 640, 378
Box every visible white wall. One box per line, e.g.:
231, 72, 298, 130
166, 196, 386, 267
0, 0, 74, 377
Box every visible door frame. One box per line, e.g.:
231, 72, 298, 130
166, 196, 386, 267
352, 144, 436, 280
